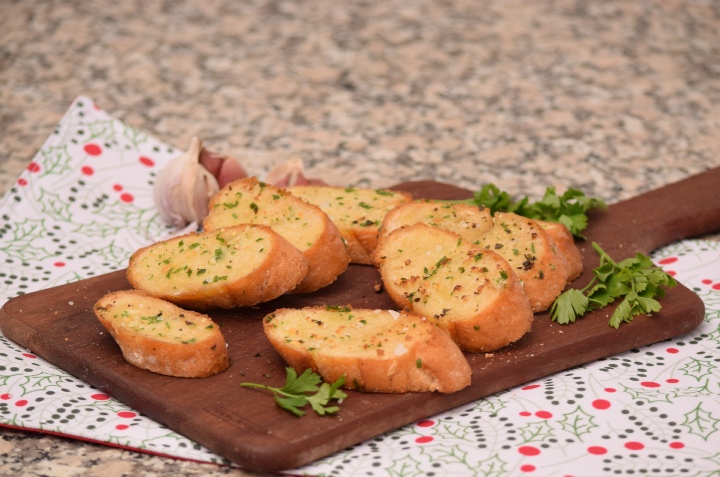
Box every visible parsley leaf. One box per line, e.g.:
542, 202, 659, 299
241, 367, 347, 417
456, 184, 606, 239
550, 242, 677, 328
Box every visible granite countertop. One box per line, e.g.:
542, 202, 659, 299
1, 0, 719, 475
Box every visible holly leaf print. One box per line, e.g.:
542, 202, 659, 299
37, 188, 75, 223
557, 406, 597, 440
681, 403, 720, 441
37, 144, 76, 179
670, 383, 714, 399
621, 385, 674, 404
471, 398, 508, 415
518, 419, 556, 443
0, 217, 57, 261
474, 454, 508, 477
679, 357, 718, 382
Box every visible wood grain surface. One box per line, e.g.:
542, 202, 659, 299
2, 168, 719, 472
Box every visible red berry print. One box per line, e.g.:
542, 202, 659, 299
115, 424, 129, 431
415, 436, 433, 444
417, 420, 435, 427
667, 348, 679, 354
587, 446, 607, 455
669, 442, 685, 449
518, 445, 541, 456
15, 400, 28, 407
702, 279, 712, 285
54, 262, 66, 267
118, 411, 137, 418
520, 464, 536, 472
139, 156, 155, 167
666, 378, 679, 384
641, 381, 661, 388
535, 411, 552, 419
91, 393, 110, 401
519, 411, 532, 416
113, 184, 123, 191
120, 193, 134, 203
1, 394, 11, 400
592, 399, 611, 410
604, 387, 617, 393
21, 353, 36, 359
17, 178, 27, 186
84, 143, 102, 156
81, 165, 94, 175
522, 384, 541, 390
714, 283, 720, 291
625, 442, 644, 450
27, 162, 41, 173
657, 257, 678, 265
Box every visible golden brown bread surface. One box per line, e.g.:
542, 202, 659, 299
372, 224, 534, 353
127, 224, 308, 310
475, 212, 570, 312
377, 202, 575, 312
263, 306, 472, 393
203, 177, 349, 293
94, 290, 229, 378
287, 185, 413, 265
539, 220, 583, 282
377, 200, 494, 245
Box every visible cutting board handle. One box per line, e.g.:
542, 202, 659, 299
585, 165, 720, 257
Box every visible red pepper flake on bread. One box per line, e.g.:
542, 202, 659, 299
94, 290, 229, 378
263, 306, 472, 393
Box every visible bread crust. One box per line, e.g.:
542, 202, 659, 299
378, 200, 494, 246
477, 212, 570, 312
203, 177, 349, 293
127, 224, 308, 309
94, 290, 229, 378
372, 224, 534, 353
263, 306, 472, 393
287, 185, 413, 265
539, 220, 583, 282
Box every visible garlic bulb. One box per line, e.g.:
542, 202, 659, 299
153, 137, 220, 227
265, 157, 327, 187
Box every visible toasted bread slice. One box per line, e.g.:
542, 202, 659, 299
264, 306, 472, 393
203, 177, 349, 293
127, 224, 308, 309
377, 200, 494, 249
372, 224, 534, 353
287, 185, 413, 265
476, 212, 570, 312
539, 220, 583, 282
94, 290, 229, 378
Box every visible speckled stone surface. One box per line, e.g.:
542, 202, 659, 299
1, 0, 719, 475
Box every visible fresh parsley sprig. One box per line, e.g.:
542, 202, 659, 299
550, 242, 677, 328
459, 184, 606, 239
241, 367, 347, 417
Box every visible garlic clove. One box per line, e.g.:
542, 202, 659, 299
153, 137, 220, 227
265, 157, 327, 187
199, 148, 248, 188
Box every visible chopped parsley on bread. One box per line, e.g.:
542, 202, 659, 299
377, 201, 577, 312
287, 185, 413, 265
203, 177, 349, 293
94, 290, 229, 378
475, 212, 571, 312
372, 224, 534, 353
127, 224, 308, 309
263, 306, 472, 393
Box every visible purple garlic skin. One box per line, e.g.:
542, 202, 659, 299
153, 137, 247, 227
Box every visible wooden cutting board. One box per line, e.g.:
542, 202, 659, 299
2, 167, 719, 473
